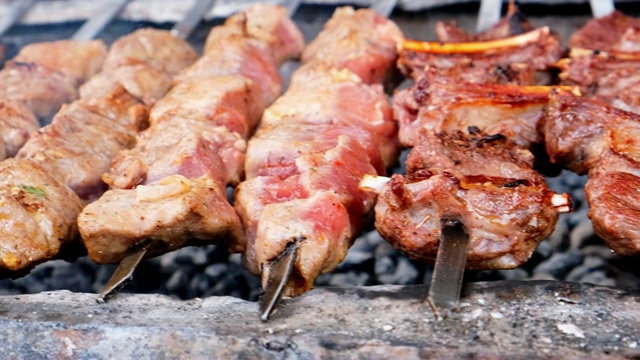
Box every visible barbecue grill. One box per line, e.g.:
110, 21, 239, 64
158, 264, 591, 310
0, 0, 638, 358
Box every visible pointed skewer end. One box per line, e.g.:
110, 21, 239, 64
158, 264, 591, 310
259, 241, 299, 322
96, 240, 150, 304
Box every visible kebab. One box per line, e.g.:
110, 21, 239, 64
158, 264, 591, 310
545, 89, 640, 256
557, 12, 640, 114
77, 3, 305, 300
230, 7, 403, 320
0, 22, 199, 275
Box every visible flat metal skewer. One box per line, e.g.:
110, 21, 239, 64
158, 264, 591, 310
71, 0, 130, 41
96, 0, 215, 303
171, 0, 217, 40
476, 0, 502, 32
260, 243, 299, 322
589, 0, 615, 18
0, 0, 39, 38
97, 240, 150, 303
428, 220, 470, 318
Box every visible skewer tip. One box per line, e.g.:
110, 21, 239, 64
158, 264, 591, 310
259, 242, 299, 322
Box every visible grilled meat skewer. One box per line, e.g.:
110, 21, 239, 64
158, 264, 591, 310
0, 40, 107, 158
234, 7, 402, 310
545, 89, 640, 256
0, 29, 197, 274
362, 130, 571, 269
78, 4, 305, 265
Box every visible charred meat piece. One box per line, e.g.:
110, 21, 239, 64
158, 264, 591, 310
568, 11, 640, 51
545, 90, 640, 255
558, 49, 640, 114
436, 1, 533, 43
367, 131, 570, 270
235, 7, 402, 296
394, 68, 557, 148
0, 29, 197, 274
79, 4, 305, 265
399, 27, 563, 85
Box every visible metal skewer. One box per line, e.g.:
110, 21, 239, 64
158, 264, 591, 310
0, 0, 39, 38
171, 0, 216, 40
589, 0, 615, 18
71, 0, 131, 41
476, 0, 502, 32
96, 0, 217, 304
258, 1, 398, 322
428, 220, 470, 318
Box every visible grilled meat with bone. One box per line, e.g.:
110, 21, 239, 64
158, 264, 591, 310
364, 130, 571, 269
234, 7, 402, 296
0, 40, 106, 159
0, 29, 197, 273
394, 69, 561, 148
545, 90, 640, 255
78, 4, 305, 265
568, 11, 640, 52
399, 26, 563, 85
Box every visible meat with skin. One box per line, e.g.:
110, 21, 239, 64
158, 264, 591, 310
399, 27, 563, 85
435, 2, 532, 43
545, 90, 640, 255
568, 11, 640, 51
301, 6, 402, 85
0, 29, 197, 273
369, 131, 570, 269
234, 7, 402, 296
394, 69, 555, 148
79, 4, 305, 265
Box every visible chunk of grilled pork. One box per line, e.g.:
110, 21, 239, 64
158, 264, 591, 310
369, 131, 570, 269
545, 90, 640, 256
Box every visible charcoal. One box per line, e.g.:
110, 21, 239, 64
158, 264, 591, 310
165, 269, 189, 293
566, 256, 609, 282
569, 220, 597, 249
579, 272, 617, 287
533, 251, 584, 279
567, 207, 590, 229
377, 256, 419, 285
204, 263, 228, 282
498, 268, 529, 281
326, 272, 372, 287
547, 217, 570, 251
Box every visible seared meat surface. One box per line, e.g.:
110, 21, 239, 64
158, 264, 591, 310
545, 90, 640, 255
394, 69, 554, 148
79, 4, 305, 265
370, 131, 570, 269
234, 7, 402, 296
568, 11, 640, 51
0, 29, 197, 273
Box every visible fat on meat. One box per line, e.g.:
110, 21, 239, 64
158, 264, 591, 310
235, 7, 402, 296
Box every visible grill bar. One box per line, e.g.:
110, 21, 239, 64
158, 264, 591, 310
0, 0, 38, 37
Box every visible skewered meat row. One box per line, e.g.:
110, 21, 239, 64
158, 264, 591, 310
78, 4, 305, 264
545, 89, 640, 256
0, 29, 197, 273
362, 130, 571, 269
234, 7, 403, 296
0, 40, 107, 158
